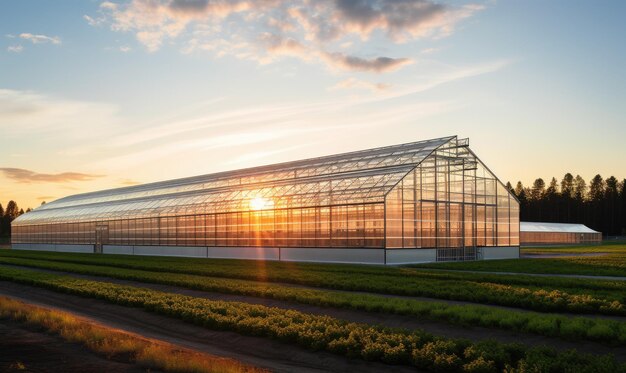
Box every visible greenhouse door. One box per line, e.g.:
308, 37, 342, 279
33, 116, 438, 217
463, 204, 479, 260
95, 224, 109, 254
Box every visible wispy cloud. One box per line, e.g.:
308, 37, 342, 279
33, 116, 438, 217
93, 0, 483, 73
118, 178, 141, 186
0, 168, 104, 184
0, 88, 121, 138
19, 33, 61, 45
7, 45, 23, 53
330, 77, 391, 92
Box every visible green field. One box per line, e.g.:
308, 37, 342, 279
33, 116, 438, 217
410, 242, 626, 277
0, 243, 625, 372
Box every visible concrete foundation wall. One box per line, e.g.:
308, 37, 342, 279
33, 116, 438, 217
482, 246, 519, 260
386, 249, 437, 264
133, 245, 207, 257
12, 243, 94, 253
11, 243, 520, 263
207, 246, 279, 260
279, 247, 385, 264
103, 245, 134, 255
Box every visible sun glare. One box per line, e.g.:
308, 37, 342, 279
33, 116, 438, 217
249, 197, 273, 211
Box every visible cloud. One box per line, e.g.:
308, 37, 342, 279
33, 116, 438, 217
94, 0, 482, 72
84, 14, 104, 26
7, 45, 23, 53
119, 178, 141, 185
333, 0, 482, 41
321, 52, 412, 72
0, 168, 104, 184
330, 77, 391, 92
119, 45, 132, 52
19, 33, 61, 45
0, 88, 120, 137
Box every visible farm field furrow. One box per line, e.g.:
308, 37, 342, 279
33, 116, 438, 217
0, 295, 264, 373
2, 258, 626, 348
5, 261, 626, 351
0, 281, 413, 373
0, 265, 624, 372
1, 250, 625, 316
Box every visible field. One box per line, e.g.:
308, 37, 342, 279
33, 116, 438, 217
0, 243, 625, 372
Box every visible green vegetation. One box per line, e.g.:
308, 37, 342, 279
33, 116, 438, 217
0, 265, 623, 373
411, 243, 626, 277
0, 295, 265, 373
2, 255, 626, 346
1, 250, 625, 315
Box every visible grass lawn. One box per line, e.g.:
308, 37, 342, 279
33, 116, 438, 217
409, 242, 626, 277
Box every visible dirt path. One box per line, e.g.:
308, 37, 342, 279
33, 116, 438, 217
0, 319, 149, 373
1, 267, 625, 362
0, 281, 417, 373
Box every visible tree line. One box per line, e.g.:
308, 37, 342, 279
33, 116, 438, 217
506, 173, 626, 236
0, 201, 31, 239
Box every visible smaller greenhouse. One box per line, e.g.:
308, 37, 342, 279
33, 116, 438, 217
520, 222, 602, 246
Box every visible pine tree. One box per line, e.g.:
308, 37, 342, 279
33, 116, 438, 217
4, 201, 19, 221
560, 173, 575, 198
531, 178, 546, 200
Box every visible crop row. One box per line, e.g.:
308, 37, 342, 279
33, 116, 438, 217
3, 249, 625, 297
2, 257, 626, 347
412, 255, 626, 278
0, 265, 624, 373
4, 249, 625, 296
1, 251, 624, 317
0, 295, 263, 373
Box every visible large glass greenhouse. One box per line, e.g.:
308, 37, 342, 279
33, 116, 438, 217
11, 136, 519, 264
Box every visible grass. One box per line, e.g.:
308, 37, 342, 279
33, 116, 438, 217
2, 255, 626, 346
410, 242, 626, 277
0, 295, 265, 373
0, 265, 623, 372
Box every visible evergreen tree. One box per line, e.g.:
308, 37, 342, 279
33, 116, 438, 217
560, 173, 575, 198
589, 175, 605, 202
514, 181, 524, 197
574, 175, 586, 201
530, 178, 546, 200
605, 176, 619, 235
4, 201, 19, 221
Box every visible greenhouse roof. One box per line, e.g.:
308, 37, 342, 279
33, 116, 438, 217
15, 135, 460, 225
520, 222, 600, 234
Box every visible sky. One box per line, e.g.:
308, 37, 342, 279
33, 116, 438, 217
1, 0, 625, 210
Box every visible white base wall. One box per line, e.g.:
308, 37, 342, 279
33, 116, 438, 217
133, 245, 207, 258
280, 247, 384, 264
386, 249, 437, 265
11, 243, 520, 264
482, 246, 520, 260
12, 243, 94, 253
102, 245, 133, 255
208, 246, 279, 260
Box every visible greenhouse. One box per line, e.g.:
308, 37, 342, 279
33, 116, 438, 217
11, 136, 519, 264
520, 222, 601, 246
